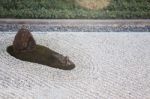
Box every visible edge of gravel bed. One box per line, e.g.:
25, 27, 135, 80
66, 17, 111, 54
0, 19, 150, 32
1, 19, 150, 25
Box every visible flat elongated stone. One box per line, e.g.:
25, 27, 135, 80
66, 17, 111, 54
7, 45, 75, 70
13, 26, 36, 52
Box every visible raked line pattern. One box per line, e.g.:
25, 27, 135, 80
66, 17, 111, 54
0, 32, 150, 99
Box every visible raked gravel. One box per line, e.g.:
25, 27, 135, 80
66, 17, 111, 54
0, 32, 150, 99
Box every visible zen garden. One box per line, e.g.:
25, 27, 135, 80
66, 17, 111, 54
0, 0, 150, 99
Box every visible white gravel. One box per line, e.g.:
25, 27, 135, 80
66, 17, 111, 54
0, 32, 150, 99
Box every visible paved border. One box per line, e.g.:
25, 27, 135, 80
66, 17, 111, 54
0, 19, 150, 32
0, 19, 150, 26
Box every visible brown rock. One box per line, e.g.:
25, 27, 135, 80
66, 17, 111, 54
13, 26, 36, 53
10, 25, 75, 70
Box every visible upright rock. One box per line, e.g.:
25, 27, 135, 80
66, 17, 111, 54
13, 25, 36, 53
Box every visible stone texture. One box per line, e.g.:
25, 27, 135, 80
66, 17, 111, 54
13, 26, 36, 52
11, 26, 75, 70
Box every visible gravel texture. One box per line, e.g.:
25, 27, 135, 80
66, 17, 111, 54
0, 32, 150, 99
0, 19, 150, 32
0, 24, 150, 32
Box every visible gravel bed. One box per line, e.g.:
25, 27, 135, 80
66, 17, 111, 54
0, 32, 150, 99
0, 24, 150, 32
